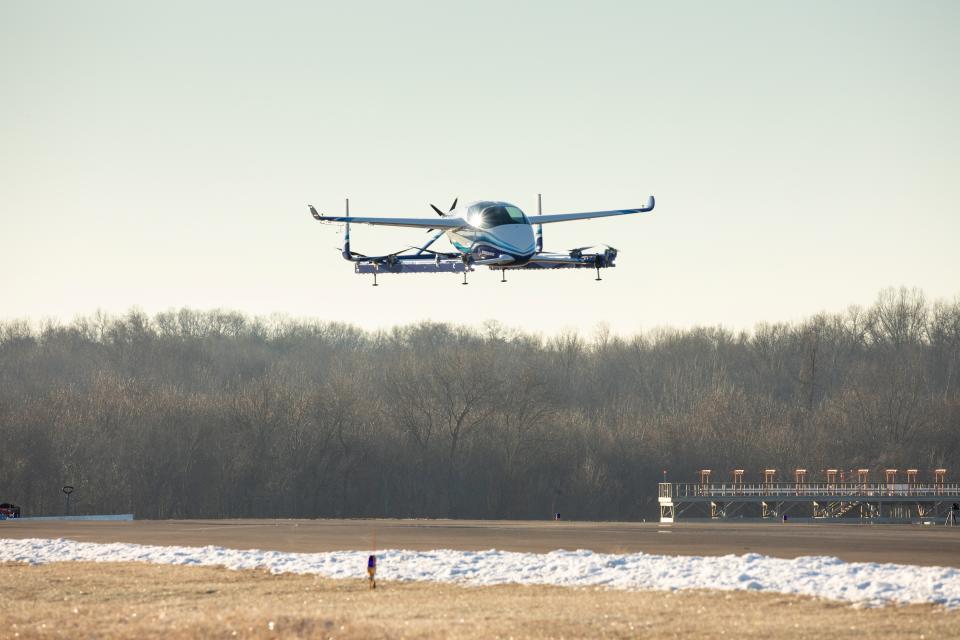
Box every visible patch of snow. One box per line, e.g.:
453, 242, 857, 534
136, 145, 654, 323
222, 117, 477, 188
1, 538, 957, 607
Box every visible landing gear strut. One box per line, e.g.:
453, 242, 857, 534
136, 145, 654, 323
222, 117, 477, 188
501, 269, 507, 283
372, 271, 378, 287
595, 266, 602, 281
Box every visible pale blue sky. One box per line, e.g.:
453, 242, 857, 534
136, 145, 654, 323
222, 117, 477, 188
2, 1, 957, 333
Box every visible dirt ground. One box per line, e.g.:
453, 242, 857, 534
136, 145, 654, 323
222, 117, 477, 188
4, 518, 960, 567
1, 561, 955, 639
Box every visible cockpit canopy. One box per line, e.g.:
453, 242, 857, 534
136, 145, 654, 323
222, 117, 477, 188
467, 201, 529, 228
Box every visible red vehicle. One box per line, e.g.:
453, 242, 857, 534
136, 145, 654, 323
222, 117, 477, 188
0, 503, 21, 518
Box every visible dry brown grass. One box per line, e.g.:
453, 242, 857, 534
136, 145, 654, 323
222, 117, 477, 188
0, 561, 954, 639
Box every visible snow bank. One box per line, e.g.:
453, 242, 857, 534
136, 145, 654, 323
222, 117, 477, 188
2, 537, 957, 607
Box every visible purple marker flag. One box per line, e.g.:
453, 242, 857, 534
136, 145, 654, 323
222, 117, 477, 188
367, 554, 377, 589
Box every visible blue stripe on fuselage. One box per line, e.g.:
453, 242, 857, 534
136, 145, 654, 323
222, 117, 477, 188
449, 225, 536, 264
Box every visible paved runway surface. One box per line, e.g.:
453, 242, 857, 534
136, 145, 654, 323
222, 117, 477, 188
4, 519, 959, 567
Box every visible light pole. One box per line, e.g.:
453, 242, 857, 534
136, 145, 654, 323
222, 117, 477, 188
62, 485, 74, 516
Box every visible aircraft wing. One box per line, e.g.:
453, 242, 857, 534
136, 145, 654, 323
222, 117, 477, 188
534, 195, 655, 224
310, 206, 465, 229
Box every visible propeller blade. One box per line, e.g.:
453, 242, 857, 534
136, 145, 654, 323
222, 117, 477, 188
407, 246, 456, 257
449, 198, 458, 211
430, 204, 445, 217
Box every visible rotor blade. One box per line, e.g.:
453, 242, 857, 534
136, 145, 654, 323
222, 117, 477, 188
335, 248, 368, 258
568, 245, 618, 253
408, 246, 458, 258
414, 228, 447, 255
430, 204, 445, 217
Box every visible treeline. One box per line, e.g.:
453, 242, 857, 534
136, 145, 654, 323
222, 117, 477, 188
1, 287, 958, 520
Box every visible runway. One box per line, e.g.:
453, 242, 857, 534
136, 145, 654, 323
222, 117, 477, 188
4, 518, 960, 567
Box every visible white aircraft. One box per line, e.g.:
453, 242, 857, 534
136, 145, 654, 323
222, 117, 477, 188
308, 194, 655, 285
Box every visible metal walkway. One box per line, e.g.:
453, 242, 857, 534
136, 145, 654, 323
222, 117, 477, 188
658, 482, 960, 523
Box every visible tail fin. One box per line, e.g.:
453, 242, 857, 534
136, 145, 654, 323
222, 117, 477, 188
341, 198, 352, 260
536, 193, 543, 252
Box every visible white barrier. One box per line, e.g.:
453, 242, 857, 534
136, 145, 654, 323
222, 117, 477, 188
8, 514, 134, 522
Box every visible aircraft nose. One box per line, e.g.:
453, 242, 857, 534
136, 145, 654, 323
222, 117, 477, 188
497, 224, 536, 256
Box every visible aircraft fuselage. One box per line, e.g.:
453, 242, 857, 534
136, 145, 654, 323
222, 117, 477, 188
445, 201, 537, 265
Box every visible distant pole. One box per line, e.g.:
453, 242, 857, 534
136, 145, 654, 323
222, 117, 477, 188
662, 469, 667, 483
62, 485, 74, 516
